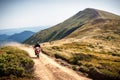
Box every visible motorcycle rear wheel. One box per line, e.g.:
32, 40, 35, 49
36, 54, 39, 58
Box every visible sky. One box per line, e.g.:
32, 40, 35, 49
0, 0, 120, 30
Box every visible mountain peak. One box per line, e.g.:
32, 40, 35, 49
84, 8, 120, 19
84, 8, 97, 11
24, 8, 120, 44
73, 8, 120, 21
70, 8, 100, 24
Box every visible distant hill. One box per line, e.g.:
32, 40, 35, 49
0, 26, 49, 35
7, 31, 35, 42
0, 34, 9, 45
0, 34, 9, 40
24, 8, 120, 44
0, 31, 35, 46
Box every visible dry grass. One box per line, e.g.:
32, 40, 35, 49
42, 36, 120, 80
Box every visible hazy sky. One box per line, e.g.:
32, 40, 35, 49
0, 0, 120, 30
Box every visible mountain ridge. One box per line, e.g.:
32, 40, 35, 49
7, 31, 35, 42
0, 26, 49, 35
24, 8, 120, 44
0, 31, 35, 46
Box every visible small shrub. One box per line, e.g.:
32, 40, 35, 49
99, 69, 120, 80
105, 36, 115, 41
79, 66, 89, 73
70, 53, 95, 65
108, 51, 120, 56
72, 65, 77, 70
20, 57, 34, 73
88, 44, 95, 48
54, 53, 68, 62
52, 46, 62, 51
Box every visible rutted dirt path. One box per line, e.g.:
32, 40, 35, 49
7, 43, 91, 80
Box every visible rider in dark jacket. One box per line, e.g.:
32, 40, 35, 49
34, 42, 41, 58
34, 43, 40, 48
34, 42, 40, 48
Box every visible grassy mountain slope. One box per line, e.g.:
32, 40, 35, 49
24, 8, 119, 44
42, 19, 120, 80
66, 18, 120, 38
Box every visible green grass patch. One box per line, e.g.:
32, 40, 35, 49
0, 46, 34, 80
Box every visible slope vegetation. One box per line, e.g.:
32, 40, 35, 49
24, 8, 119, 44
42, 18, 120, 80
0, 46, 34, 80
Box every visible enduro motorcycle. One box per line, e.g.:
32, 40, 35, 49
35, 47, 40, 58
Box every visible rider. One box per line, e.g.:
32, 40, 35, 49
34, 42, 40, 48
34, 42, 41, 58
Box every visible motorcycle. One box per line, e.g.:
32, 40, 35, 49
34, 47, 40, 58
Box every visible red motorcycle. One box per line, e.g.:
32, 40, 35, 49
34, 47, 40, 58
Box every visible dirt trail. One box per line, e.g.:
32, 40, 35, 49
7, 43, 91, 80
